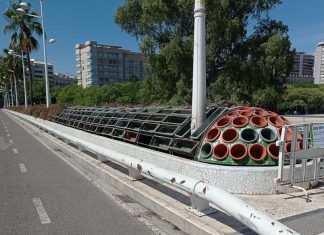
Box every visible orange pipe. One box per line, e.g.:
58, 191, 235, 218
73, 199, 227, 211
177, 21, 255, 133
230, 143, 247, 161
268, 116, 284, 128
213, 143, 229, 160
215, 116, 232, 128
222, 128, 239, 143
232, 116, 249, 128
206, 128, 221, 142
248, 143, 267, 161
254, 109, 268, 117
226, 110, 239, 118
267, 143, 279, 160
250, 116, 268, 128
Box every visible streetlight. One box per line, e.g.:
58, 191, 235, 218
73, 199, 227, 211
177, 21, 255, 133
17, 1, 55, 108
8, 49, 28, 109
8, 69, 18, 107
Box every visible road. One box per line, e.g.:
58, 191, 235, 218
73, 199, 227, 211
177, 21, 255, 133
0, 110, 154, 235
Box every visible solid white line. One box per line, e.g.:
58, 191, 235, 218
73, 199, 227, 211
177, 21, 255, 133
9, 139, 14, 144
13, 148, 18, 154
7, 133, 10, 137
19, 164, 27, 173
32, 198, 51, 224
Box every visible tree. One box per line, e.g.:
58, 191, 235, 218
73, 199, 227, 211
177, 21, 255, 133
4, 1, 43, 106
115, 0, 294, 105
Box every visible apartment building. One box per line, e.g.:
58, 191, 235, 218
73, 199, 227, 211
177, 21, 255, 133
26, 59, 54, 80
287, 52, 314, 84
314, 42, 324, 84
75, 41, 146, 88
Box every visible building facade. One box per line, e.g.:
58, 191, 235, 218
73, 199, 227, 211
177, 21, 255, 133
53, 73, 77, 88
287, 52, 314, 84
314, 42, 324, 84
75, 41, 146, 88
26, 59, 54, 80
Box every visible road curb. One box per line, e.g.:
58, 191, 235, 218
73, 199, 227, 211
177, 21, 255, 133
7, 111, 249, 235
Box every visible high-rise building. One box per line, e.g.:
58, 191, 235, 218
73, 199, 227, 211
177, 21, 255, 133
75, 41, 146, 88
287, 52, 314, 84
314, 42, 324, 84
25, 59, 54, 80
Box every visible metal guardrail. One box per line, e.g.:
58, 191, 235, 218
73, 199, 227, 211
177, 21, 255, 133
276, 123, 324, 200
9, 110, 298, 235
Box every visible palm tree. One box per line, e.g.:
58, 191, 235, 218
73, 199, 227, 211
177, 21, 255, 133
2, 49, 22, 106
3, 1, 42, 106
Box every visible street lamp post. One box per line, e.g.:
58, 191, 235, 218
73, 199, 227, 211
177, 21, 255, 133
17, 1, 55, 108
9, 49, 28, 109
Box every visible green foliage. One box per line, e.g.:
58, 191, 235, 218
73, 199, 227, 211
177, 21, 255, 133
55, 81, 143, 106
115, 0, 294, 106
281, 84, 324, 114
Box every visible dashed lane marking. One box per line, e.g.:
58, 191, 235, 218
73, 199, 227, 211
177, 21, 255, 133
19, 164, 27, 173
32, 198, 51, 224
13, 148, 18, 154
9, 140, 13, 144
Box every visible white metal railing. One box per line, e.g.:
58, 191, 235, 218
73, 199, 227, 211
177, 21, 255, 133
276, 123, 324, 199
9, 110, 299, 235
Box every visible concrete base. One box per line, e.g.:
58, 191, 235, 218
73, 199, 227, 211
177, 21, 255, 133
9, 111, 316, 195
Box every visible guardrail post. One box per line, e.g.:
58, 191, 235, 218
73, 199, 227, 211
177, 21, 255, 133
127, 167, 144, 180
96, 153, 108, 163
77, 144, 85, 152
63, 138, 71, 145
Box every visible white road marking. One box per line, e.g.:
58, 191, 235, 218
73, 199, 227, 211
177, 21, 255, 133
9, 139, 14, 144
32, 198, 51, 224
19, 164, 27, 173
7, 133, 10, 137
13, 148, 18, 154
5, 130, 8, 133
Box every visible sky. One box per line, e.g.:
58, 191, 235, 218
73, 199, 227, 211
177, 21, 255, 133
1, 0, 324, 76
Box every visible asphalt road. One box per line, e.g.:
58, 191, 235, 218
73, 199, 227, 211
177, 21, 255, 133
0, 110, 154, 235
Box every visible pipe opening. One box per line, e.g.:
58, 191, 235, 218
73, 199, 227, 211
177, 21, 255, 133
206, 128, 221, 142
267, 111, 278, 117
278, 127, 293, 142
232, 116, 249, 128
267, 143, 279, 160
201, 143, 212, 158
215, 116, 232, 128
226, 110, 239, 118
250, 116, 268, 128
248, 143, 267, 161
260, 128, 277, 143
268, 116, 284, 128
240, 128, 259, 143
254, 109, 268, 117
222, 128, 239, 143
213, 143, 229, 160
239, 110, 253, 117
230, 143, 247, 161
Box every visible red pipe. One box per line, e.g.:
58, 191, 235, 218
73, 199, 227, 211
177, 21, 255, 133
215, 116, 232, 128
222, 128, 239, 143
278, 127, 293, 142
213, 143, 229, 160
230, 143, 247, 161
250, 116, 268, 128
226, 110, 239, 118
206, 128, 221, 142
248, 143, 267, 161
267, 143, 279, 160
254, 109, 268, 117
239, 110, 253, 117
232, 116, 249, 128
279, 116, 291, 125
267, 111, 278, 117
268, 116, 284, 128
